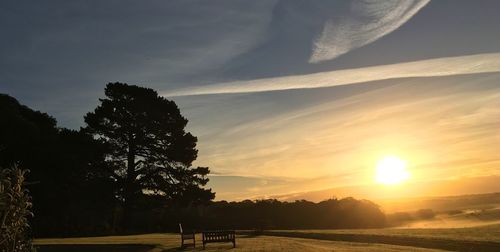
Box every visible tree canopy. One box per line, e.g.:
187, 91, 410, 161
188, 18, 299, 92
84, 83, 214, 207
0, 94, 114, 236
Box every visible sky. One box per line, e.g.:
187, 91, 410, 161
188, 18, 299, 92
1, 0, 500, 201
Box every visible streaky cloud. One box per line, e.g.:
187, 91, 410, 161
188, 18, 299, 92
163, 53, 500, 97
310, 0, 431, 63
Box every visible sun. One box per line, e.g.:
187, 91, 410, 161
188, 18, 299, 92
375, 156, 410, 185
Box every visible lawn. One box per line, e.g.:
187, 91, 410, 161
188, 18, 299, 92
267, 223, 500, 243
35, 233, 445, 252
34, 224, 500, 252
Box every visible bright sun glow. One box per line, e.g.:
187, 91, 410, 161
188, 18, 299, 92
375, 156, 410, 185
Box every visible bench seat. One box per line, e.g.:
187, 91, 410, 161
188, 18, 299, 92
202, 230, 236, 249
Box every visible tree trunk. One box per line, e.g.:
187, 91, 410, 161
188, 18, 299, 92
122, 139, 137, 230
124, 140, 136, 209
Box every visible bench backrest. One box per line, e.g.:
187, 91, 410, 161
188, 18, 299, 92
203, 231, 235, 241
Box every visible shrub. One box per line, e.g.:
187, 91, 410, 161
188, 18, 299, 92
0, 166, 35, 252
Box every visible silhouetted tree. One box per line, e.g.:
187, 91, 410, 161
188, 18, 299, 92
0, 94, 115, 236
0, 94, 58, 168
84, 83, 214, 210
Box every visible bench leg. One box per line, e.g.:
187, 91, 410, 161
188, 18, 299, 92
233, 239, 236, 248
203, 242, 205, 250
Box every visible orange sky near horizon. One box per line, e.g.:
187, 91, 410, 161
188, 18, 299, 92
179, 73, 500, 202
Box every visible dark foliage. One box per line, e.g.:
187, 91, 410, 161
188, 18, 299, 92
136, 198, 386, 233
1, 88, 215, 236
0, 166, 35, 252
0, 94, 114, 236
84, 83, 214, 209
0, 94, 58, 167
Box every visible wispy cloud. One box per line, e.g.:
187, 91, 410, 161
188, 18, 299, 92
310, 0, 430, 63
178, 72, 500, 200
164, 53, 500, 97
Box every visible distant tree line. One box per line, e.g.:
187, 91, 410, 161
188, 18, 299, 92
69, 197, 386, 234
1, 83, 386, 237
171, 198, 386, 232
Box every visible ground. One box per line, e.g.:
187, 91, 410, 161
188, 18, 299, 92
35, 233, 445, 252
268, 223, 500, 243
34, 224, 500, 252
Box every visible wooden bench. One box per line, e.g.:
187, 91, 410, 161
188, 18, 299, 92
179, 223, 195, 248
202, 230, 236, 249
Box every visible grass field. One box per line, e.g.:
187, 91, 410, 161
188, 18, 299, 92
268, 223, 500, 243
34, 224, 500, 251
35, 233, 446, 252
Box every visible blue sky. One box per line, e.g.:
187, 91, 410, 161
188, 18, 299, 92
2, 0, 500, 201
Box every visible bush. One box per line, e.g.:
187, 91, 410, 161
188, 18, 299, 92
0, 166, 35, 252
